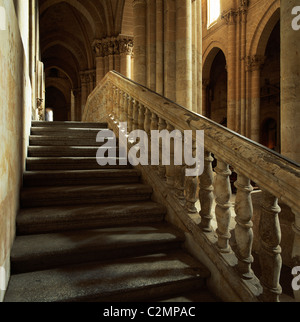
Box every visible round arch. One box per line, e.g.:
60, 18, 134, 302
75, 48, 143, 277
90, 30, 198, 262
203, 42, 228, 81
249, 1, 280, 57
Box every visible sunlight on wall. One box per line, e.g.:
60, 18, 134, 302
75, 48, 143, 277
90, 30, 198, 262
0, 7, 6, 30
208, 0, 220, 27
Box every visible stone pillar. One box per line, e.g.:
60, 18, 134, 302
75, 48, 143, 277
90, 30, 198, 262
80, 72, 88, 114
120, 37, 134, 79
156, 0, 164, 95
93, 41, 105, 84
147, 0, 156, 90
133, 0, 147, 85
248, 55, 265, 143
164, 0, 176, 101
176, 0, 192, 110
240, 2, 248, 136
281, 0, 300, 163
222, 9, 237, 131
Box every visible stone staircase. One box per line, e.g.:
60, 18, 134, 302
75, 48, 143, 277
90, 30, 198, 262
4, 121, 217, 302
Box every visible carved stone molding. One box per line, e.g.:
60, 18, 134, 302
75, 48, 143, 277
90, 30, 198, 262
221, 9, 238, 25
80, 70, 96, 84
93, 35, 134, 58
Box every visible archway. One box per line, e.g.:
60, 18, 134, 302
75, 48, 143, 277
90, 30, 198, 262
45, 86, 69, 121
204, 49, 228, 125
260, 20, 280, 152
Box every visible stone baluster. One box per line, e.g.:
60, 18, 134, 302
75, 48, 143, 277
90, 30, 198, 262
185, 139, 198, 213
123, 93, 129, 123
144, 107, 152, 164
175, 159, 186, 203
150, 111, 158, 169
127, 97, 134, 133
132, 100, 139, 131
111, 85, 116, 117
234, 173, 254, 279
119, 90, 124, 122
138, 103, 145, 130
199, 151, 214, 232
292, 209, 300, 301
115, 88, 121, 123
259, 191, 282, 302
215, 158, 232, 253
158, 117, 167, 178
165, 122, 175, 187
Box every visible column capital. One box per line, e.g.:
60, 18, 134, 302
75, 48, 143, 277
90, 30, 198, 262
221, 9, 238, 25
93, 35, 134, 57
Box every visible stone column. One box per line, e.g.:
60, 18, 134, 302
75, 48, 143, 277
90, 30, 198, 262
240, 2, 248, 136
120, 36, 134, 79
164, 0, 176, 102
80, 72, 88, 114
133, 0, 147, 85
93, 41, 105, 84
147, 0, 156, 90
248, 55, 265, 143
222, 9, 237, 131
176, 0, 192, 110
281, 0, 300, 163
156, 0, 164, 95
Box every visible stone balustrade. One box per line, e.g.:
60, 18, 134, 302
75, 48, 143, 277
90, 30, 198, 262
83, 71, 300, 302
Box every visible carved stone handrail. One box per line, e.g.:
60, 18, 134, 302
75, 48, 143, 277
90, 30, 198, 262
83, 71, 300, 302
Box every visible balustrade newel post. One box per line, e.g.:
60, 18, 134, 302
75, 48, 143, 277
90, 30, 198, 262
234, 174, 254, 279
215, 159, 232, 253
259, 191, 282, 302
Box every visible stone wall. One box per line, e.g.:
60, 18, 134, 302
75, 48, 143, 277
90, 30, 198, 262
0, 0, 40, 301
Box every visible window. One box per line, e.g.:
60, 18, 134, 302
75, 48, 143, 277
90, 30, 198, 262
207, 0, 220, 28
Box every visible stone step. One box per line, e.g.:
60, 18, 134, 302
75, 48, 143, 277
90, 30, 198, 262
16, 201, 167, 235
29, 136, 116, 147
11, 224, 184, 274
20, 184, 153, 208
28, 146, 118, 157
26, 157, 130, 171
23, 169, 141, 187
31, 121, 108, 129
4, 251, 210, 302
31, 127, 108, 137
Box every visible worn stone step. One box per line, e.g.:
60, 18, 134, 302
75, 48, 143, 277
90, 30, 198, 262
16, 201, 167, 235
31, 121, 108, 129
20, 184, 153, 208
4, 251, 210, 302
11, 224, 185, 274
28, 146, 118, 157
23, 169, 141, 187
26, 157, 130, 171
31, 127, 108, 137
29, 136, 116, 147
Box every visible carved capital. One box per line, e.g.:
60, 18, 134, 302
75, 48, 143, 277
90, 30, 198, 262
221, 9, 237, 25
93, 35, 134, 58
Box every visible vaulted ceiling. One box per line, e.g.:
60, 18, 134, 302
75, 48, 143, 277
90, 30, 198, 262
39, 0, 128, 89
